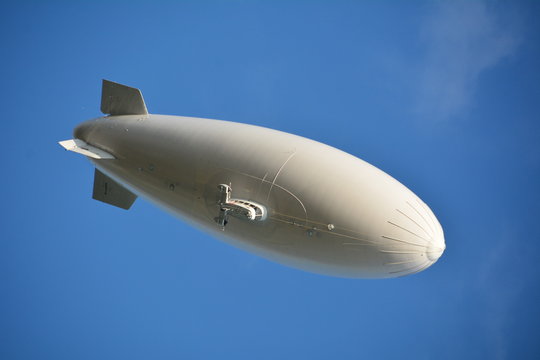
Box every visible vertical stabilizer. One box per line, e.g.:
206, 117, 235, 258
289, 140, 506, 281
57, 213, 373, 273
100, 79, 148, 116
93, 169, 137, 210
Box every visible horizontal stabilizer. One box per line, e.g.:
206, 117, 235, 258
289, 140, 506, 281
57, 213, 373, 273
92, 169, 137, 210
101, 79, 148, 116
58, 139, 115, 159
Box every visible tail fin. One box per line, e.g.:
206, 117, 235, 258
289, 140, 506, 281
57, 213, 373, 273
58, 139, 115, 159
92, 169, 137, 210
100, 79, 148, 116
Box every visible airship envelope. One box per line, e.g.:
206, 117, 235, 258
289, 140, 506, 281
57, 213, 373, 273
60, 80, 445, 278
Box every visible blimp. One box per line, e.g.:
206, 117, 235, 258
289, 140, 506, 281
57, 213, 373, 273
59, 80, 445, 278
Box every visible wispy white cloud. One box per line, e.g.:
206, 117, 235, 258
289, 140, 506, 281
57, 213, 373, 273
414, 1, 519, 122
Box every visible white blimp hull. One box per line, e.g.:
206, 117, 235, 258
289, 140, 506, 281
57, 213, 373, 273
60, 80, 445, 278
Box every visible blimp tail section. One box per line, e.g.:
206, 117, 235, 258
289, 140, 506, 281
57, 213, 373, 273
92, 169, 137, 210
100, 79, 148, 116
58, 141, 137, 210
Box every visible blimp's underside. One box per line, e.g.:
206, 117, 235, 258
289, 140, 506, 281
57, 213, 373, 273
60, 80, 445, 278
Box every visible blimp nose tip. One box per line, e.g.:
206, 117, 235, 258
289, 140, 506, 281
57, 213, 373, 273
426, 241, 445, 262
425, 223, 445, 263
382, 199, 445, 277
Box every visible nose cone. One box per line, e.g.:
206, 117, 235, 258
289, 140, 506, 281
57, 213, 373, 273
382, 198, 445, 277
424, 204, 445, 265
426, 232, 445, 262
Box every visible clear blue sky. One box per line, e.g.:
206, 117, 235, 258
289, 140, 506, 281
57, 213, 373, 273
2, 1, 539, 359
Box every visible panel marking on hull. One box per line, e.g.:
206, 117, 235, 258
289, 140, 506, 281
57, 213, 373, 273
415, 198, 440, 237
271, 212, 377, 244
388, 260, 431, 275
406, 201, 435, 237
226, 169, 308, 221
384, 259, 423, 266
381, 235, 428, 249
270, 216, 379, 247
271, 212, 369, 239
378, 249, 423, 255
387, 221, 431, 243
266, 151, 296, 201
255, 172, 269, 199
395, 208, 433, 240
